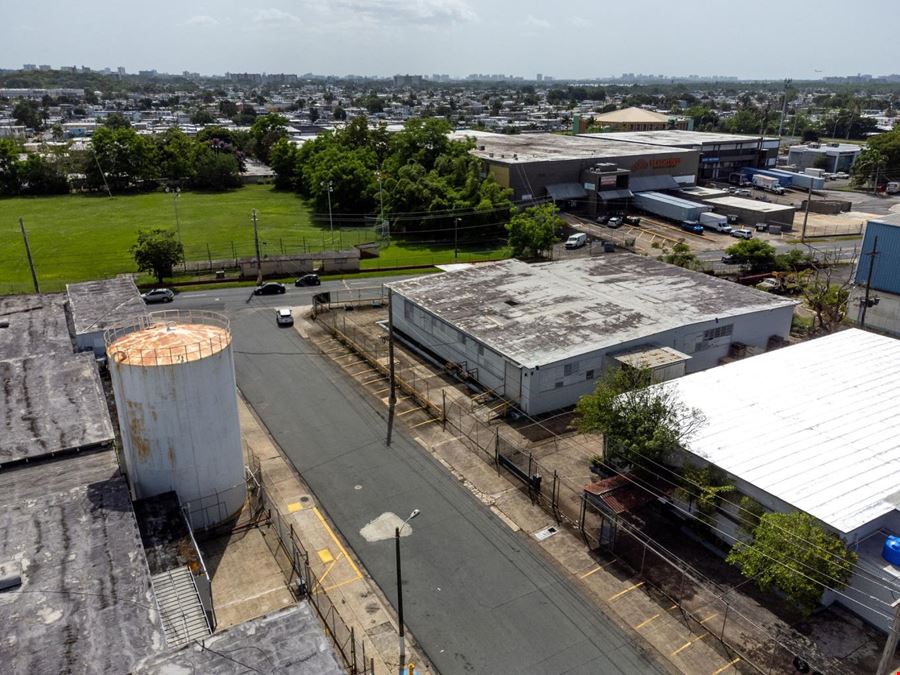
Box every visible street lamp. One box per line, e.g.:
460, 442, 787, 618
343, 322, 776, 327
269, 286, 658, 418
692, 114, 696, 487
165, 186, 181, 244
396, 508, 420, 675
454, 217, 460, 261
321, 180, 335, 249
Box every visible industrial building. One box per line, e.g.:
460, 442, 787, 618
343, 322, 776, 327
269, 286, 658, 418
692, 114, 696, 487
662, 329, 900, 630
388, 255, 796, 415
462, 132, 699, 213
852, 213, 900, 335
595, 129, 780, 182
702, 195, 796, 230
580, 106, 690, 132
788, 142, 862, 173
67, 275, 147, 355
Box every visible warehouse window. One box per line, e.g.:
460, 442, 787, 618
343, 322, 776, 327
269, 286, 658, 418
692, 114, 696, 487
586, 369, 595, 380
478, 344, 485, 357
564, 362, 580, 377
554, 381, 564, 389
703, 324, 733, 341
403, 300, 413, 321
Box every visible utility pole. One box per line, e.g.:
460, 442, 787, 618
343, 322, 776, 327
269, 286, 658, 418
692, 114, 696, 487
876, 598, 900, 675
322, 180, 335, 249
395, 509, 420, 675
92, 148, 112, 198
19, 218, 40, 294
800, 183, 812, 243
777, 78, 791, 140
386, 287, 397, 446
166, 187, 182, 244
454, 217, 460, 261
252, 209, 262, 285
377, 171, 387, 241
860, 235, 879, 328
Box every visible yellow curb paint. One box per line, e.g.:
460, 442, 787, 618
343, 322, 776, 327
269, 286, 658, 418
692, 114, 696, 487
287, 502, 303, 513
608, 581, 644, 602
317, 548, 334, 564
635, 614, 660, 629
711, 657, 741, 675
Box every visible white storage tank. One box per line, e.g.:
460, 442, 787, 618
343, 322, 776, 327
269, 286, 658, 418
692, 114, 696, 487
105, 310, 245, 529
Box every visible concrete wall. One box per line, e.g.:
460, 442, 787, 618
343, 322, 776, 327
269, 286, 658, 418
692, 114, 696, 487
850, 288, 900, 337
240, 252, 360, 278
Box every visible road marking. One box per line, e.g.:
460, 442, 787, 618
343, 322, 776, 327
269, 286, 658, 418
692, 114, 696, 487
312, 507, 362, 578
699, 612, 719, 625
317, 548, 334, 564
635, 614, 660, 629
312, 552, 343, 591
579, 561, 613, 579
608, 581, 644, 602
397, 407, 421, 417
362, 375, 385, 385
669, 604, 678, 611
373, 387, 391, 395
287, 502, 303, 513
347, 367, 374, 376
410, 418, 438, 429
711, 657, 741, 674
672, 634, 707, 656
323, 576, 365, 594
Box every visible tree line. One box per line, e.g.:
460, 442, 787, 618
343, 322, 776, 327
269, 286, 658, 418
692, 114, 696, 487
0, 112, 292, 197
269, 116, 514, 239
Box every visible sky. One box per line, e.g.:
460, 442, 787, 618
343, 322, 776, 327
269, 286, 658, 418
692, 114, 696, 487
2, 0, 898, 81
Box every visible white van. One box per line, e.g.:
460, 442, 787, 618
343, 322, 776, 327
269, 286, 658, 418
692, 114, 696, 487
565, 233, 588, 249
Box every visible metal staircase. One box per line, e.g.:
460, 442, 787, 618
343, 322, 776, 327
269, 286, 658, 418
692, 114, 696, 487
151, 566, 212, 648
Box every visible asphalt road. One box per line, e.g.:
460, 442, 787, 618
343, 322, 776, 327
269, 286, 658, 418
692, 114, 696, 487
176, 283, 665, 675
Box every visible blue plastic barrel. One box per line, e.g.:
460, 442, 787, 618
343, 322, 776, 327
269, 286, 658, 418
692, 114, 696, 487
882, 536, 900, 566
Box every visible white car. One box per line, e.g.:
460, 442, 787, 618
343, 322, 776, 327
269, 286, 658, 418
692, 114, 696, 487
730, 228, 753, 240
834, 172, 850, 179
565, 233, 587, 249
275, 308, 294, 326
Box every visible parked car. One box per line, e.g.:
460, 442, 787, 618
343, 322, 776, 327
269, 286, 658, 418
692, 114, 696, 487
721, 254, 740, 265
730, 228, 753, 240
680, 220, 704, 234
607, 216, 624, 229
596, 214, 611, 225
624, 215, 641, 226
735, 189, 751, 197
756, 278, 779, 292
834, 171, 850, 179
275, 308, 294, 326
295, 274, 321, 287
565, 233, 588, 249
254, 282, 286, 295
141, 288, 175, 304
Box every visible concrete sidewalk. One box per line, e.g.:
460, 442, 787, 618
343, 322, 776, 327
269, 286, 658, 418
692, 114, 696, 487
238, 398, 432, 675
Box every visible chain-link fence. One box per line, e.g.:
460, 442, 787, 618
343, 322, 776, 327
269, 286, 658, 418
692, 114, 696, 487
316, 304, 854, 675
246, 454, 376, 675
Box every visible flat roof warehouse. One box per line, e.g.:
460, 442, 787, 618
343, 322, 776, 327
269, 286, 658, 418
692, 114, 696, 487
388, 255, 795, 368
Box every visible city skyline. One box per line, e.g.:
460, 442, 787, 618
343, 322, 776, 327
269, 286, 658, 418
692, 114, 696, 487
2, 0, 898, 82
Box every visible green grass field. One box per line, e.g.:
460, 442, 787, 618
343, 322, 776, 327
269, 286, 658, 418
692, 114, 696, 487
0, 185, 507, 294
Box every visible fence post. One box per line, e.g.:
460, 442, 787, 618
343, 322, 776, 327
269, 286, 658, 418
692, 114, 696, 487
494, 428, 500, 473
350, 627, 358, 674
552, 470, 560, 524
442, 390, 447, 431
579, 495, 587, 543
640, 541, 647, 575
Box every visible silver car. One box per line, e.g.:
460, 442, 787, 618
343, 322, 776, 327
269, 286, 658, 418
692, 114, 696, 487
275, 308, 294, 326
141, 288, 175, 304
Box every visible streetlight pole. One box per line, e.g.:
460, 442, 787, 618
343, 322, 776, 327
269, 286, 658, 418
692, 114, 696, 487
166, 186, 182, 245
396, 509, 420, 675
322, 180, 335, 250
377, 171, 388, 242
454, 217, 460, 261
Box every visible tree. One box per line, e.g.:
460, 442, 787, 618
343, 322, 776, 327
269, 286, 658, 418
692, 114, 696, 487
191, 144, 241, 191
85, 126, 158, 192
250, 113, 288, 164
576, 366, 705, 467
801, 253, 851, 334
190, 108, 215, 125
13, 100, 45, 130
850, 146, 886, 189
506, 203, 560, 258
663, 242, 701, 270
332, 105, 347, 121
725, 239, 777, 273
676, 464, 734, 529
103, 111, 132, 129
726, 511, 857, 616
156, 128, 194, 182
218, 100, 238, 117
19, 154, 69, 194
131, 229, 184, 283
0, 139, 21, 195
852, 128, 900, 187
269, 138, 299, 190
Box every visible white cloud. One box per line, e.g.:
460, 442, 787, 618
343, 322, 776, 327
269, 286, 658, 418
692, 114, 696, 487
332, 0, 477, 24
523, 14, 550, 29
252, 8, 302, 25
182, 15, 219, 27
570, 16, 589, 28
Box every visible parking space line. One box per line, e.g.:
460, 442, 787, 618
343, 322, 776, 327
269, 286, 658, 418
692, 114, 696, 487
699, 612, 718, 625
410, 418, 438, 429
312, 553, 342, 591
634, 614, 660, 629
672, 634, 707, 656
347, 367, 374, 376
579, 561, 613, 579
362, 375, 385, 385
608, 581, 643, 602
711, 657, 741, 674
323, 575, 364, 594
312, 507, 362, 578
397, 407, 421, 417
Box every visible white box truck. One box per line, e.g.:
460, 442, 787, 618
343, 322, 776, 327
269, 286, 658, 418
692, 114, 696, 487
699, 212, 732, 233
804, 168, 825, 178
752, 174, 785, 194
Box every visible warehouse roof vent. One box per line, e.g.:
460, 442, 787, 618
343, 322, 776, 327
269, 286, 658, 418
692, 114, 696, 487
504, 299, 521, 307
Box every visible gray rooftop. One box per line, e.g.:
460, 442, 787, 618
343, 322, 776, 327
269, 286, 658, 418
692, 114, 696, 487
135, 603, 343, 674
591, 129, 780, 148
66, 276, 148, 336
389, 255, 796, 368
0, 450, 165, 673
789, 142, 862, 154
0, 351, 115, 465
0, 293, 72, 359
705, 196, 796, 213
461, 131, 692, 164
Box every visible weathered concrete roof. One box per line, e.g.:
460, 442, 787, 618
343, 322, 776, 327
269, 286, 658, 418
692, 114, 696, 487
0, 352, 115, 465
595, 129, 780, 148
66, 276, 147, 336
0, 450, 165, 673
0, 293, 72, 359
705, 196, 796, 213
134, 603, 343, 674
388, 255, 796, 368
462, 131, 692, 164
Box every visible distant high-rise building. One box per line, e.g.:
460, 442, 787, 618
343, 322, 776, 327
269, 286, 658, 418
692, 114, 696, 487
138, 69, 158, 78
38, 65, 51, 71
23, 64, 36, 71
117, 66, 126, 75
536, 73, 543, 81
